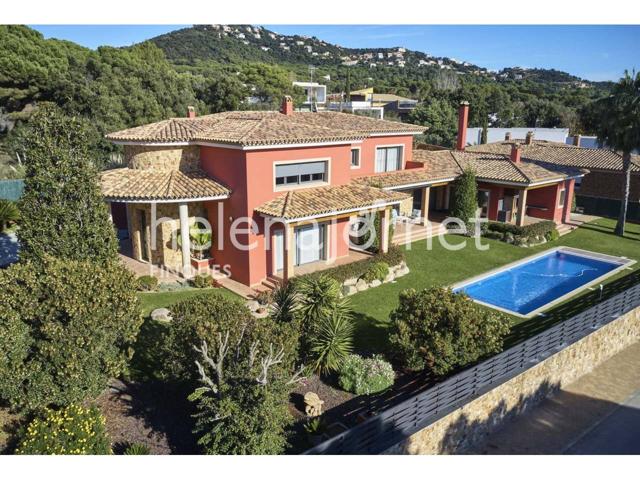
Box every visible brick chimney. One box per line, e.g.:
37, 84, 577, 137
525, 131, 534, 145
505, 132, 512, 141
573, 134, 581, 147
187, 106, 196, 119
281, 96, 294, 116
510, 144, 522, 163
456, 101, 470, 151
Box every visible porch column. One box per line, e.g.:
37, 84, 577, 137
516, 189, 528, 227
179, 202, 191, 275
421, 186, 431, 225
283, 223, 295, 281
380, 208, 391, 253
106, 201, 113, 223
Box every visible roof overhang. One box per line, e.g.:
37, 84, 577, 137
110, 139, 365, 151
105, 194, 230, 204
258, 199, 403, 224
382, 177, 458, 190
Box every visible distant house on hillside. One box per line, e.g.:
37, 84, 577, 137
292, 81, 327, 110
327, 87, 418, 120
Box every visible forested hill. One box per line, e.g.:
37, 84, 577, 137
0, 24, 616, 174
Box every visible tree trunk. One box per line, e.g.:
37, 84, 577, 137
614, 151, 632, 236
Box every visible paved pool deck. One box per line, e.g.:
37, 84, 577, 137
470, 341, 640, 454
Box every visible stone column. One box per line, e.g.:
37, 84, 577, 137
421, 186, 431, 225
516, 189, 528, 227
380, 208, 391, 253
283, 223, 295, 281
179, 202, 192, 275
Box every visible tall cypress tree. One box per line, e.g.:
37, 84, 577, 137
17, 103, 118, 264
451, 168, 479, 233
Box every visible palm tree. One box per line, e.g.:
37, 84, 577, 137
592, 70, 640, 236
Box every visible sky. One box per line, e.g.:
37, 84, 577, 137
31, 25, 640, 82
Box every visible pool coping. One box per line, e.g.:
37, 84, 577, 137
451, 246, 636, 319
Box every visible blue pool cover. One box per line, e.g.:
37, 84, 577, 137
455, 250, 620, 315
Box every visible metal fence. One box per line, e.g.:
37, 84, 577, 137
0, 179, 24, 201
304, 282, 640, 454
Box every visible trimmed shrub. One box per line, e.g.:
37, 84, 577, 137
17, 104, 118, 264
546, 228, 560, 242
362, 261, 389, 283
307, 302, 355, 374
161, 292, 298, 384
484, 230, 504, 241
0, 200, 19, 233
15, 405, 111, 455
339, 354, 395, 395
292, 246, 404, 286
137, 275, 159, 292
450, 168, 478, 232
389, 287, 510, 375
0, 257, 142, 411
191, 274, 213, 289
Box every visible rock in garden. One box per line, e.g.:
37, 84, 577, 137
246, 300, 260, 312
342, 284, 358, 296
383, 272, 395, 283
370, 279, 382, 288
304, 392, 325, 417
356, 279, 369, 292
151, 308, 172, 323
343, 277, 358, 287
395, 266, 410, 278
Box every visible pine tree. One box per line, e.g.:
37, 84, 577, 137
17, 103, 118, 264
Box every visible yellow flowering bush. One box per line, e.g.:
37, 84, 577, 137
15, 405, 111, 455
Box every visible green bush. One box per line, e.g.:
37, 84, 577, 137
137, 275, 159, 292
338, 354, 395, 395
124, 442, 151, 455
546, 228, 560, 242
450, 168, 478, 233
362, 261, 389, 283
191, 274, 213, 289
17, 104, 118, 264
487, 220, 556, 238
0, 257, 142, 411
161, 292, 297, 384
307, 301, 355, 374
389, 287, 510, 375
0, 200, 19, 233
15, 404, 111, 455
292, 246, 404, 285
484, 230, 504, 241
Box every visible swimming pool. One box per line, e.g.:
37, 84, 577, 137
453, 247, 634, 317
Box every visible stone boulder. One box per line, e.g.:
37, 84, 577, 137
342, 284, 358, 296
245, 300, 260, 312
151, 308, 172, 323
356, 279, 369, 292
370, 279, 382, 288
383, 272, 395, 283
343, 277, 358, 287
304, 392, 325, 417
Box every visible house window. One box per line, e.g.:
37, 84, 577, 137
275, 161, 327, 188
350, 148, 361, 168
375, 146, 402, 173
558, 187, 566, 208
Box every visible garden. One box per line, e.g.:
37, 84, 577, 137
1, 105, 639, 456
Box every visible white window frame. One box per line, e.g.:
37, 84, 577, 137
350, 147, 361, 169
558, 186, 566, 208
273, 158, 331, 192
374, 144, 404, 173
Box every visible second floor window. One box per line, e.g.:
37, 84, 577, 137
275, 160, 327, 187
351, 148, 361, 168
375, 146, 402, 173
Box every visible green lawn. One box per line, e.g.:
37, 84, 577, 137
350, 217, 640, 354
137, 287, 241, 316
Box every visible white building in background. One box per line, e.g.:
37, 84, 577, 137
292, 81, 327, 109
465, 127, 570, 146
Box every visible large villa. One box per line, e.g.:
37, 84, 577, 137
100, 98, 632, 289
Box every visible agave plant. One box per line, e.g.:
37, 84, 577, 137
0, 200, 19, 233
308, 299, 355, 375
296, 274, 342, 326
270, 280, 300, 323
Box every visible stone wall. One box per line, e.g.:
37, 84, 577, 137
385, 305, 640, 454
125, 145, 201, 171
398, 195, 414, 216
128, 202, 207, 272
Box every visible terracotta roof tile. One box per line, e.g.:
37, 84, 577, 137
100, 168, 230, 201
106, 111, 425, 146
254, 184, 409, 220
467, 140, 640, 173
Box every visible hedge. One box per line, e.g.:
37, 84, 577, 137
486, 220, 557, 238
291, 246, 405, 285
